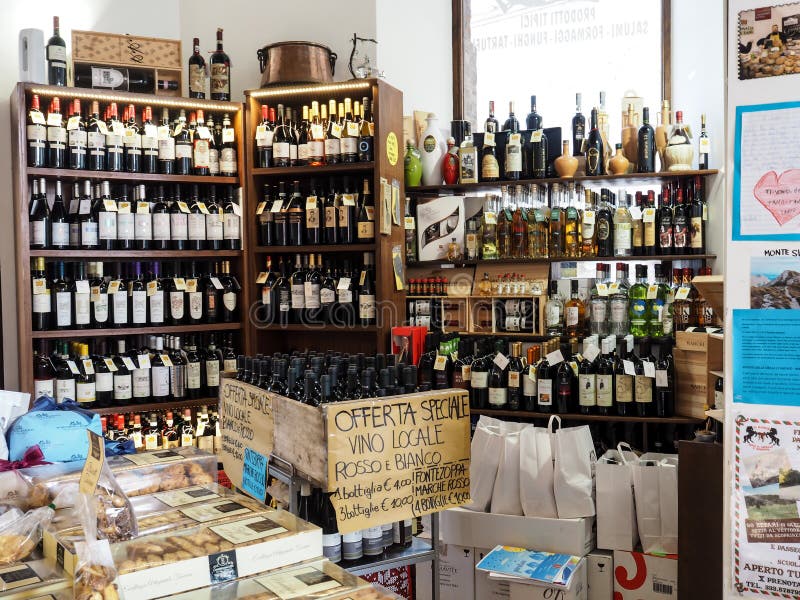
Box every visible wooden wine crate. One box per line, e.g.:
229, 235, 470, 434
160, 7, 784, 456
674, 332, 724, 418
71, 30, 182, 96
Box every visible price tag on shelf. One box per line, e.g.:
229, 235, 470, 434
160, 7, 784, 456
146, 281, 158, 297
675, 287, 691, 300
102, 199, 117, 212
493, 352, 509, 370
643, 207, 656, 223
346, 122, 359, 136
647, 284, 659, 300
121, 357, 136, 371
231, 202, 241, 216
311, 124, 324, 139
331, 122, 342, 138
173, 278, 186, 291
32, 278, 47, 295
341, 194, 356, 206
157, 125, 170, 140
136, 202, 149, 214
46, 113, 61, 127
75, 280, 90, 295
623, 360, 636, 376
82, 359, 95, 376
107, 281, 120, 294
644, 362, 656, 378
185, 279, 198, 293
546, 349, 564, 366
270, 200, 283, 213
66, 116, 80, 131
484, 211, 497, 225
583, 344, 600, 363
90, 285, 100, 302
118, 201, 132, 213
177, 201, 190, 214
111, 122, 124, 136
484, 131, 496, 146
144, 124, 158, 138
530, 129, 543, 143
97, 121, 109, 135
337, 277, 351, 290
159, 354, 174, 368
508, 133, 521, 146
306, 196, 317, 209
173, 123, 183, 136
79, 199, 91, 215
222, 128, 235, 143
196, 202, 210, 215
608, 282, 620, 294
256, 201, 267, 215
359, 270, 366, 286
104, 358, 118, 372
255, 272, 268, 284
210, 277, 224, 290
582, 209, 595, 225
255, 125, 268, 141
145, 434, 159, 451
196, 126, 211, 140
137, 354, 151, 370
596, 283, 609, 297
434, 355, 448, 371
67, 360, 80, 375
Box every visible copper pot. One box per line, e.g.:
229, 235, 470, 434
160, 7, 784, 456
257, 41, 337, 86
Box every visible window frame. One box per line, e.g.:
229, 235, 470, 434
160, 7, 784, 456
451, 0, 672, 121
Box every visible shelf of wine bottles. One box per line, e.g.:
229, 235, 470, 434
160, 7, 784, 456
28, 178, 241, 252
25, 90, 240, 177
255, 177, 375, 248
91, 396, 218, 416
407, 169, 719, 194
27, 167, 238, 185
408, 254, 716, 268
33, 332, 238, 409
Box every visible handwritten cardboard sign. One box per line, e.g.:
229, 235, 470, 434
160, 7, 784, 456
325, 389, 471, 534
219, 376, 274, 499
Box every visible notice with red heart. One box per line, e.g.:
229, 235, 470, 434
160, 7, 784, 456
753, 169, 800, 226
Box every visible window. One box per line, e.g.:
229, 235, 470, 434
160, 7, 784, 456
455, 0, 669, 143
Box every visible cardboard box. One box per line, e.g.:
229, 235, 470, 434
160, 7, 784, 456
441, 508, 595, 557
587, 551, 613, 600
508, 557, 587, 600
415, 542, 475, 600
613, 551, 677, 600
674, 331, 723, 418
416, 196, 465, 261
475, 547, 511, 600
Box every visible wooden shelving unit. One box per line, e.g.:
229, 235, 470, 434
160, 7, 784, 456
408, 253, 717, 268
244, 79, 405, 355
407, 168, 720, 194
11, 83, 249, 398
90, 396, 218, 416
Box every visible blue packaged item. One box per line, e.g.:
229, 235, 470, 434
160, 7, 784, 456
7, 397, 102, 463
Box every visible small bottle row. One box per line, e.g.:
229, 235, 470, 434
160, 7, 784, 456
101, 405, 219, 454
33, 333, 237, 408
28, 179, 241, 251
31, 259, 240, 331
27, 94, 238, 176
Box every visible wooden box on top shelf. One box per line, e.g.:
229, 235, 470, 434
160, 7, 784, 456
243, 79, 406, 355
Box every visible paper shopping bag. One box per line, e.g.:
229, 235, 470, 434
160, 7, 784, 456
632, 454, 679, 554
519, 424, 558, 518
596, 443, 639, 550
465, 415, 505, 512
490, 422, 528, 515
553, 418, 597, 518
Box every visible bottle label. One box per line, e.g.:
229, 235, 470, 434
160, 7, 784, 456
75, 292, 90, 325
210, 63, 230, 95
169, 291, 184, 320
50, 220, 68, 246
95, 371, 113, 393
616, 374, 633, 402
481, 154, 499, 178
224, 213, 240, 240
189, 64, 206, 93
546, 303, 561, 327
338, 205, 350, 228
33, 288, 51, 313
291, 284, 305, 309
94, 294, 109, 323
304, 282, 321, 309
597, 218, 610, 241
158, 138, 176, 160
610, 299, 627, 324
614, 223, 632, 251
223, 291, 237, 312
337, 289, 352, 304
206, 213, 223, 240
470, 371, 488, 389
193, 140, 210, 167
187, 213, 205, 240
565, 306, 579, 327
150, 292, 164, 323
690, 217, 703, 248
170, 213, 188, 240
113, 291, 128, 324
537, 379, 553, 405
98, 212, 117, 241
220, 148, 237, 173
357, 220, 375, 239
56, 378, 76, 403
635, 375, 653, 403
590, 300, 608, 325
322, 533, 342, 563
69, 129, 87, 149
48, 44, 67, 62
149, 365, 169, 397
359, 295, 376, 319
30, 220, 46, 246
308, 140, 324, 159
341, 532, 363, 561
206, 360, 220, 387
76, 381, 95, 404
176, 142, 192, 160
132, 370, 150, 398
131, 290, 147, 323
508, 371, 520, 388
523, 372, 536, 396
114, 212, 133, 240
187, 362, 201, 389
87, 131, 105, 151
28, 123, 46, 144
488, 387, 508, 406
596, 374, 613, 407
55, 291, 71, 326
81, 221, 99, 246
324, 138, 340, 157
341, 137, 358, 155
505, 140, 522, 172
273, 142, 290, 159
578, 374, 596, 406
34, 378, 54, 401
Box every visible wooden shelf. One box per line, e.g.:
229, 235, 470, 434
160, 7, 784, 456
251, 162, 375, 177
31, 322, 241, 339
407, 169, 720, 194
253, 244, 374, 254
458, 331, 554, 339
26, 167, 239, 185
255, 324, 379, 333
710, 370, 725, 379
90, 396, 219, 416
30, 249, 242, 258
472, 408, 704, 424
408, 254, 716, 268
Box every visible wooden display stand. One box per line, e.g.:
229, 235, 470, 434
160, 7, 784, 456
243, 79, 406, 355
10, 83, 249, 399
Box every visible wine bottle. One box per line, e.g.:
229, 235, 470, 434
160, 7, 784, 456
308, 101, 325, 166
158, 108, 175, 174
657, 186, 674, 255
187, 185, 207, 251
76, 344, 96, 408
305, 180, 323, 244
572, 93, 585, 157
220, 114, 237, 176
90, 262, 109, 328
698, 114, 710, 170
287, 181, 305, 246
27, 94, 47, 167
46, 16, 67, 86
46, 97, 66, 168
338, 179, 357, 243
68, 99, 87, 170
357, 178, 375, 243
223, 185, 241, 250
358, 253, 376, 326
480, 101, 500, 182
97, 180, 117, 250
79, 180, 99, 249
672, 188, 689, 253
210, 28, 231, 101
325, 99, 341, 165
31, 257, 51, 331
358, 97, 374, 162
585, 107, 604, 176
255, 105, 273, 168
174, 111, 192, 175
614, 338, 634, 416
504, 101, 522, 180
86, 101, 106, 171
188, 37, 207, 99
637, 107, 656, 173
29, 178, 51, 249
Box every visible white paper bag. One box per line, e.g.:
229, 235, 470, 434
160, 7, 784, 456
553, 417, 597, 518
519, 424, 558, 518
465, 416, 505, 512
632, 454, 679, 554
596, 443, 639, 550
491, 425, 526, 515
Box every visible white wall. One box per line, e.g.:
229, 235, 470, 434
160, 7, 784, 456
375, 0, 453, 120
0, 0, 181, 390
177, 0, 377, 100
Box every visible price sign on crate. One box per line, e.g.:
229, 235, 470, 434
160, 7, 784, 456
325, 389, 471, 534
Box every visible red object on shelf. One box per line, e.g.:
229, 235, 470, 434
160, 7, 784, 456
360, 566, 412, 599
391, 326, 427, 366
217, 469, 232, 489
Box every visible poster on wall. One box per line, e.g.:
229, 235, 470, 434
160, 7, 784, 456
732, 404, 800, 597
751, 255, 800, 307
738, 3, 800, 80
733, 101, 800, 240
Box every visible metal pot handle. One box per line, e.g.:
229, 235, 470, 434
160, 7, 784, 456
329, 51, 337, 76
257, 48, 267, 74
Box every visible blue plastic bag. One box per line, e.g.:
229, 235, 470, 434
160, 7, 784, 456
6, 397, 102, 463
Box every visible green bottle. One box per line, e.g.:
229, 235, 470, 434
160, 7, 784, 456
628, 264, 649, 338
404, 141, 422, 187
648, 264, 671, 338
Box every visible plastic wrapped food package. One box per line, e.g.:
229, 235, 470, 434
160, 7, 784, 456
0, 506, 54, 565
